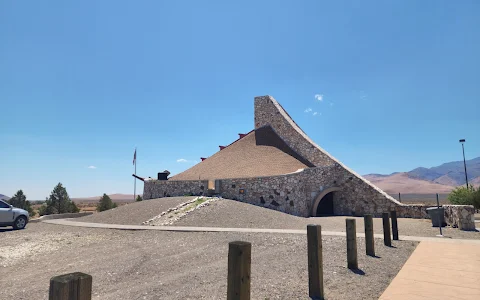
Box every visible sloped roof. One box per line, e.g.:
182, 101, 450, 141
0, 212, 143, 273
170, 126, 314, 181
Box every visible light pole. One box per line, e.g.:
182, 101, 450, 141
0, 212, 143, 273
459, 139, 469, 188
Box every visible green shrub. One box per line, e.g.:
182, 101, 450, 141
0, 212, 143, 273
136, 195, 143, 202
38, 204, 47, 216
8, 190, 35, 217
97, 194, 117, 212
448, 185, 480, 209
42, 183, 79, 215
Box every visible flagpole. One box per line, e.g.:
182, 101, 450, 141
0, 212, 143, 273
134, 148, 137, 202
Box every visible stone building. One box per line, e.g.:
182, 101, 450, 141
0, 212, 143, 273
144, 95, 475, 230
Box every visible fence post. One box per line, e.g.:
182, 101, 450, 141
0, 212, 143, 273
382, 213, 392, 246
391, 211, 399, 240
364, 215, 375, 256
346, 219, 358, 269
307, 225, 324, 300
49, 272, 92, 300
227, 241, 251, 300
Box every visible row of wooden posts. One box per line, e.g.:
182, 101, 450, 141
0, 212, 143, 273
48, 212, 400, 300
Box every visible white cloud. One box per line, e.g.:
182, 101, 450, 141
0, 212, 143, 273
177, 158, 198, 164
314, 94, 324, 101
313, 112, 319, 116
360, 91, 367, 100
304, 108, 313, 113
87, 166, 97, 169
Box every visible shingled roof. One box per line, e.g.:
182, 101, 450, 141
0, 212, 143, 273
170, 126, 314, 181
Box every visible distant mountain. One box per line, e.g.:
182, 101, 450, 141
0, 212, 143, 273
0, 194, 10, 201
406, 157, 480, 186
363, 173, 455, 194
364, 156, 480, 194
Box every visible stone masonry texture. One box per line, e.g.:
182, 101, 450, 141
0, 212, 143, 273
143, 95, 475, 230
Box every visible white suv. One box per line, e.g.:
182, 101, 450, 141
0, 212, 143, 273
0, 200, 29, 230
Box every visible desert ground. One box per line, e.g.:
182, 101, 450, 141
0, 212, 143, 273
2, 197, 479, 299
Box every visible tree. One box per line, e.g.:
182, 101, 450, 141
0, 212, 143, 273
448, 185, 480, 209
8, 190, 34, 217
97, 194, 117, 212
136, 195, 143, 202
43, 183, 79, 215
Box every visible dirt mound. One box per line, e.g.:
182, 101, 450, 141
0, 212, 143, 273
76, 196, 195, 225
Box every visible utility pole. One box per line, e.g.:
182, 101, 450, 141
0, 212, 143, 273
459, 139, 469, 188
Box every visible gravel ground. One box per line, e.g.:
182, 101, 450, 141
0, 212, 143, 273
171, 199, 480, 239
76, 196, 196, 225
0, 223, 417, 300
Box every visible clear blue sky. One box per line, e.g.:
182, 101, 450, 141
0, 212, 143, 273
1, 0, 479, 199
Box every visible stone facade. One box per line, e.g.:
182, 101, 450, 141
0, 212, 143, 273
254, 96, 336, 167
254, 96, 401, 205
143, 95, 476, 230
443, 205, 476, 230
143, 180, 208, 199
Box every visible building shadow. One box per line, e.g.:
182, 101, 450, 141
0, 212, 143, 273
350, 268, 366, 275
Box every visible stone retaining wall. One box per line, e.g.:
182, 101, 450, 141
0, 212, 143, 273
443, 205, 476, 230
143, 169, 475, 230
144, 180, 208, 199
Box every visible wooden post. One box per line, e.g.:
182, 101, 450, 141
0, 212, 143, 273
307, 225, 324, 300
227, 241, 251, 300
49, 272, 92, 300
346, 219, 358, 270
391, 211, 399, 240
382, 213, 392, 246
364, 215, 375, 256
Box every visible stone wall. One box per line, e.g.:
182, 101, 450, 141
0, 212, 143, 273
254, 95, 401, 206
254, 95, 335, 167
443, 205, 476, 230
143, 180, 208, 199
218, 164, 408, 218
143, 168, 475, 230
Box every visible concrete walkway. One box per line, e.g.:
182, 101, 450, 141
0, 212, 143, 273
43, 218, 480, 244
379, 241, 480, 299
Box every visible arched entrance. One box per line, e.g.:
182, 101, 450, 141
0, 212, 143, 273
311, 187, 340, 217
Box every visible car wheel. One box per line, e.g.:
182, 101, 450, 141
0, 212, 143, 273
13, 216, 27, 230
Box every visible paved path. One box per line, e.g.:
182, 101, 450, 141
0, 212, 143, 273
379, 241, 480, 299
44, 219, 480, 244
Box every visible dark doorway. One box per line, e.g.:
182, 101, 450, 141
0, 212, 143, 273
316, 192, 334, 216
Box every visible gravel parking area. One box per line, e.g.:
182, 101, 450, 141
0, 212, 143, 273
0, 222, 417, 300
172, 199, 480, 240
76, 196, 195, 225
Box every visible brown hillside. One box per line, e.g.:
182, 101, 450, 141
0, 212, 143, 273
171, 126, 314, 181
433, 174, 458, 186
470, 177, 480, 186
364, 173, 454, 194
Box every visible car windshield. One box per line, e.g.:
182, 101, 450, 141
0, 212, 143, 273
0, 200, 11, 209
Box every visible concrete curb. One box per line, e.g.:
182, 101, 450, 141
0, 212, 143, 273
42, 219, 480, 244
30, 212, 93, 223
